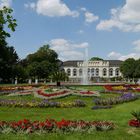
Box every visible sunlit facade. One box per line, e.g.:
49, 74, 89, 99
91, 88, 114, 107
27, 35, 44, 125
63, 60, 122, 82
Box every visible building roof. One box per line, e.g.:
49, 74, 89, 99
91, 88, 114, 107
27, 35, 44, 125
107, 60, 123, 67
63, 60, 83, 67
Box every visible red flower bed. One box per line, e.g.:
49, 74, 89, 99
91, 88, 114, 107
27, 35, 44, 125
104, 85, 113, 91
37, 90, 69, 97
0, 119, 115, 134
104, 84, 140, 92
129, 119, 140, 127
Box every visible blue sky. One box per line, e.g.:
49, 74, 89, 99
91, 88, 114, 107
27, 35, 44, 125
1, 0, 140, 61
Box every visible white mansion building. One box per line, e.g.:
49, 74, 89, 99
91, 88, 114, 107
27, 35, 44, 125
63, 60, 123, 82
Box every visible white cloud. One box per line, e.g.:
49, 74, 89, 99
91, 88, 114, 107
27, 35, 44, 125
85, 11, 99, 23
97, 0, 140, 32
107, 39, 140, 60
107, 51, 121, 59
25, 0, 79, 17
133, 39, 140, 51
107, 51, 140, 60
0, 0, 12, 9
49, 38, 89, 60
24, 2, 36, 10
80, 7, 99, 23
80, 7, 87, 12
119, 53, 140, 60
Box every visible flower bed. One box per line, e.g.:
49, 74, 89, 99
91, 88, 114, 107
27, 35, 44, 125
0, 99, 86, 108
0, 86, 34, 96
104, 85, 113, 91
35, 89, 100, 99
0, 119, 115, 134
129, 119, 140, 127
7, 91, 33, 96
104, 85, 127, 91
129, 110, 140, 127
35, 90, 71, 99
0, 86, 33, 91
112, 86, 126, 91
94, 93, 139, 106
130, 85, 140, 92
104, 85, 140, 92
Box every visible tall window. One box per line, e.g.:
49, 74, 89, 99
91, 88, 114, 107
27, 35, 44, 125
96, 68, 99, 76
91, 68, 94, 73
79, 69, 82, 76
91, 68, 94, 76
103, 68, 107, 76
73, 69, 77, 76
109, 68, 113, 76
115, 68, 119, 76
88, 68, 90, 76
67, 69, 71, 76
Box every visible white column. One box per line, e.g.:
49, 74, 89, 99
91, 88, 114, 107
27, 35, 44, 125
77, 68, 79, 77
35, 79, 38, 84
15, 78, 18, 85
99, 67, 102, 77
113, 67, 116, 77
106, 67, 109, 78
28, 79, 32, 84
71, 68, 73, 77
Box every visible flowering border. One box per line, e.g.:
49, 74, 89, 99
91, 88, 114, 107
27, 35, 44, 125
35, 90, 100, 99
0, 119, 115, 134
0, 99, 86, 108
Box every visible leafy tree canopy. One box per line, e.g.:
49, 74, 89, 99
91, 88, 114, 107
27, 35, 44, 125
90, 57, 103, 61
0, 6, 17, 42
26, 45, 58, 63
50, 71, 69, 86
0, 7, 18, 83
120, 58, 136, 78
134, 59, 140, 78
26, 45, 59, 80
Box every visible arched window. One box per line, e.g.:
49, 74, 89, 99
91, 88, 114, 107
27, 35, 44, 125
67, 69, 71, 76
115, 68, 119, 76
88, 68, 90, 74
103, 68, 107, 76
96, 68, 99, 76
79, 69, 82, 76
109, 68, 113, 76
91, 68, 94, 73
73, 69, 77, 76
91, 68, 94, 76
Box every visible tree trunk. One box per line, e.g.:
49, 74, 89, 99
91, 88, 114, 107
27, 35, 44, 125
57, 82, 61, 86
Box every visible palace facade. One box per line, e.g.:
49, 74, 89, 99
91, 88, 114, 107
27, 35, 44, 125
63, 60, 123, 83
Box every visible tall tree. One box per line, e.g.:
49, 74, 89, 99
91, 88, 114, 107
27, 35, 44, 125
50, 71, 69, 86
0, 7, 18, 83
120, 58, 136, 80
26, 45, 59, 81
134, 59, 140, 79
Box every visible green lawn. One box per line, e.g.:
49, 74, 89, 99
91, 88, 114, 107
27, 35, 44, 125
0, 86, 140, 140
